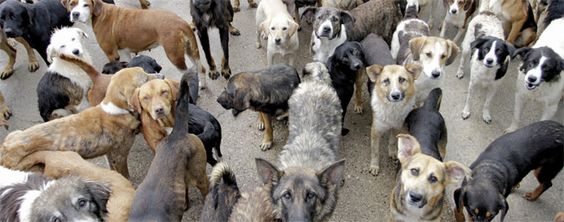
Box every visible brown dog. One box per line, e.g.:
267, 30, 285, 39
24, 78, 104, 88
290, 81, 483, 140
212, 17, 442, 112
500, 0, 537, 46
14, 151, 135, 222
0, 67, 157, 178
62, 0, 204, 77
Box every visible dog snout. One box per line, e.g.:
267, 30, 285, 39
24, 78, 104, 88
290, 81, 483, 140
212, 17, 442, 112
450, 8, 458, 14
72, 49, 80, 56
389, 91, 403, 102
72, 11, 80, 19
155, 107, 165, 116
409, 192, 423, 203
4, 28, 14, 37
431, 70, 441, 78
352, 62, 362, 70
322, 26, 331, 33
485, 58, 493, 65
527, 76, 538, 83
275, 38, 281, 44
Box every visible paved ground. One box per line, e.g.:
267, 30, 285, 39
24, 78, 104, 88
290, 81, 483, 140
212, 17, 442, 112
0, 0, 563, 221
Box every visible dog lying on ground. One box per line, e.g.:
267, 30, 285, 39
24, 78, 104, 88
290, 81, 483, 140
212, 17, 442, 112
129, 72, 209, 221
217, 64, 300, 150
367, 64, 420, 176
256, 0, 299, 67
391, 134, 469, 222
454, 120, 563, 222
505, 18, 564, 133
0, 90, 12, 129
440, 0, 478, 43
0, 67, 159, 178
0, 166, 110, 222
14, 151, 135, 222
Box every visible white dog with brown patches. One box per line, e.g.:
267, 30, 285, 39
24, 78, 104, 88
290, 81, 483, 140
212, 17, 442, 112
255, 0, 299, 67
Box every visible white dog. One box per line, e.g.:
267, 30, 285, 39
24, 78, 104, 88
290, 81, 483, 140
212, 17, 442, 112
255, 0, 299, 66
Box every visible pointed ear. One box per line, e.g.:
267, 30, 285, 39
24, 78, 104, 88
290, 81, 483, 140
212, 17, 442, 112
445, 39, 460, 65
60, 0, 69, 9
340, 10, 355, 25
84, 179, 110, 214
397, 134, 421, 164
300, 7, 318, 24
404, 63, 422, 80
513, 47, 531, 59
165, 79, 180, 101
366, 65, 383, 82
129, 88, 142, 113
255, 158, 281, 185
409, 36, 427, 61
499, 194, 509, 222
444, 161, 471, 185
288, 19, 299, 37
317, 159, 345, 186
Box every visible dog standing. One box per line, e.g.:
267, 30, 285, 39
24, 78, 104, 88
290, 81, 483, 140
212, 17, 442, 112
454, 121, 563, 222
439, 0, 478, 43
405, 0, 438, 28
129, 72, 209, 222
256, 0, 299, 67
301, 7, 350, 63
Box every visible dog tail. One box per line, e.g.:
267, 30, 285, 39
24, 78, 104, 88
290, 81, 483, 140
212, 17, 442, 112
422, 88, 442, 111
208, 162, 241, 216
58, 54, 100, 82
210, 162, 238, 189
172, 71, 192, 133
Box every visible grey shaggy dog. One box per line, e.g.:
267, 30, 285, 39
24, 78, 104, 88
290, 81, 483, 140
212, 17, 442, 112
301, 62, 332, 85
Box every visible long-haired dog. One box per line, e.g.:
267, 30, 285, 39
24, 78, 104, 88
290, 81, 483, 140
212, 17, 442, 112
439, 0, 478, 43
0, 166, 110, 222
217, 64, 300, 150
255, 76, 345, 221
37, 27, 92, 122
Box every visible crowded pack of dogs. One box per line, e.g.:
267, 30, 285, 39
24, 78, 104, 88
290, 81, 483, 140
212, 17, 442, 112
0, 0, 562, 221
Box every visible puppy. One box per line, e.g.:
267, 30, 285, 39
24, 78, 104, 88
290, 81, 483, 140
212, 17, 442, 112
0, 0, 73, 64
454, 120, 563, 222
129, 72, 209, 221
256, 0, 299, 67
0, 90, 12, 129
37, 27, 92, 122
440, 0, 478, 43
327, 41, 365, 135
366, 64, 420, 176
0, 167, 110, 222
217, 64, 300, 150
0, 67, 158, 178
191, 0, 239, 82
505, 18, 564, 133
391, 134, 469, 222
14, 151, 135, 222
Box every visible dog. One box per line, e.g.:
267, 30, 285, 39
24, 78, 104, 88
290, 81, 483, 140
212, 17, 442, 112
14, 151, 135, 222
505, 18, 564, 133
327, 41, 365, 135
217, 64, 300, 150
454, 120, 563, 222
495, 0, 537, 47
36, 27, 92, 122
0, 0, 72, 65
130, 78, 222, 165
439, 0, 478, 43
0, 90, 12, 129
390, 134, 469, 222
191, 0, 240, 83
63, 0, 204, 86
231, 0, 257, 12
302, 62, 332, 84
129, 72, 209, 221
256, 0, 299, 67
366, 64, 420, 176
0, 167, 110, 222
0, 67, 158, 178
405, 0, 438, 28
102, 55, 162, 75
301, 7, 350, 63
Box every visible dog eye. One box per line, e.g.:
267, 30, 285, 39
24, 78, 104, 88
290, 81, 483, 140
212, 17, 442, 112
425, 52, 432, 58
83, 3, 89, 7
60, 45, 66, 49
382, 79, 390, 85
331, 16, 338, 22
71, 38, 75, 41
428, 175, 438, 183
306, 192, 316, 201
161, 90, 168, 96
283, 192, 292, 200
78, 198, 87, 208
51, 217, 62, 222
143, 96, 149, 100
282, 27, 287, 31
398, 77, 406, 83
410, 168, 419, 176
271, 27, 275, 30
441, 54, 447, 59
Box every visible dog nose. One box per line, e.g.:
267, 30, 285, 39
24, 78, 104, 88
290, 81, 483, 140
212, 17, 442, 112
451, 9, 457, 14
4, 28, 13, 37
72, 12, 80, 18
353, 63, 361, 70
322, 26, 331, 33
155, 107, 164, 115
409, 193, 423, 202
275, 38, 281, 43
391, 92, 401, 100
431, 70, 441, 78
72, 49, 80, 56
486, 58, 493, 64
527, 76, 537, 82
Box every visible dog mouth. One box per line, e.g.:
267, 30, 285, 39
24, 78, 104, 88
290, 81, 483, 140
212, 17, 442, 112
525, 82, 539, 90
483, 63, 495, 68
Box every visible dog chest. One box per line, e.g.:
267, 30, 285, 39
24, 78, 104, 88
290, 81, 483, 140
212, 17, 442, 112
371, 97, 414, 130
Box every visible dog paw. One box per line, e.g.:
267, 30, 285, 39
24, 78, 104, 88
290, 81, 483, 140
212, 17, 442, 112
28, 62, 39, 72
482, 113, 492, 124
249, 2, 257, 8
461, 110, 471, 120
221, 68, 231, 79
257, 121, 265, 131
503, 126, 517, 134
354, 105, 363, 114
260, 141, 272, 151
140, 0, 150, 9
209, 70, 220, 80
233, 6, 240, 12
523, 192, 540, 201
229, 27, 241, 36
0, 68, 15, 80
369, 165, 380, 176
198, 79, 207, 90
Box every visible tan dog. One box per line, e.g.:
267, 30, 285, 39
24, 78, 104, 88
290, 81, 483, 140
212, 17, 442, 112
63, 0, 204, 78
0, 67, 157, 178
555, 212, 564, 222
0, 90, 12, 129
366, 64, 420, 176
500, 0, 536, 46
14, 151, 135, 222
0, 35, 39, 79
131, 79, 179, 151
390, 134, 469, 222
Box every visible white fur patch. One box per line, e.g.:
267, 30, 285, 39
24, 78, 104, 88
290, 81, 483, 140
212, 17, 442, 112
0, 166, 30, 188
101, 102, 130, 115
18, 190, 42, 222
70, 0, 92, 23
483, 41, 498, 66
165, 127, 173, 135
312, 25, 347, 63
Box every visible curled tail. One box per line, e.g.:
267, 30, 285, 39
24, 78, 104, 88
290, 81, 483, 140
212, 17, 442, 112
58, 54, 100, 83
203, 162, 241, 221
422, 88, 442, 111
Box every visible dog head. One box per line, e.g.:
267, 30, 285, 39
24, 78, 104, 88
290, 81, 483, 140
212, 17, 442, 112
128, 55, 162, 74
260, 15, 298, 47
0, 0, 32, 38
46, 27, 89, 63
454, 178, 509, 222
131, 79, 179, 120
396, 134, 469, 211
62, 0, 102, 23
301, 7, 354, 39
409, 36, 459, 79
331, 41, 365, 71
255, 158, 345, 222
217, 72, 255, 116
103, 67, 161, 113
302, 62, 332, 85
514, 46, 564, 90
366, 64, 420, 103
444, 0, 473, 15
102, 61, 128, 74
405, 0, 421, 15
470, 36, 515, 79
29, 176, 110, 222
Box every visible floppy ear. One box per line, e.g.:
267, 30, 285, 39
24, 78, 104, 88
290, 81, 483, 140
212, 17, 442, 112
409, 36, 427, 61
464, 0, 472, 10
470, 37, 488, 51
84, 179, 110, 214
445, 39, 460, 65
300, 7, 318, 24
366, 64, 383, 82
397, 134, 422, 164
505, 43, 516, 60
513, 47, 531, 59
129, 88, 142, 113
46, 44, 57, 63
60, 0, 69, 8
404, 63, 422, 80
287, 19, 299, 37
498, 194, 509, 222
444, 161, 471, 185
165, 79, 180, 101
453, 185, 466, 219
317, 159, 345, 186
340, 10, 355, 25
21, 8, 33, 27
255, 158, 281, 185
259, 20, 270, 38
76, 28, 88, 39
92, 0, 103, 16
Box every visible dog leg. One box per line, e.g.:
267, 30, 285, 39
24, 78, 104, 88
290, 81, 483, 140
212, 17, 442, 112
267, 50, 274, 67
461, 79, 476, 120
440, 21, 448, 38
453, 27, 464, 43
482, 86, 499, 124
524, 174, 551, 201
369, 121, 381, 176
0, 91, 11, 129
229, 23, 241, 36
16, 37, 39, 72
540, 102, 558, 121
256, 27, 263, 49
257, 113, 265, 131
196, 29, 220, 80
0, 37, 17, 80
259, 112, 273, 151
353, 69, 365, 114
139, 0, 150, 9
286, 54, 295, 67
504, 92, 524, 133
220, 28, 232, 79
456, 48, 470, 79
506, 19, 527, 44
388, 129, 399, 161
231, 0, 241, 12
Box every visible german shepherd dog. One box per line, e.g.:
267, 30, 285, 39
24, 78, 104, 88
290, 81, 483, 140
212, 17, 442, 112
217, 64, 300, 150
255, 78, 345, 221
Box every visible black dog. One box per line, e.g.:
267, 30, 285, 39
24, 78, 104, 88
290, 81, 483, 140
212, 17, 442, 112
189, 103, 223, 166
454, 120, 563, 222
190, 0, 239, 81
101, 55, 162, 74
0, 0, 72, 63
327, 41, 365, 136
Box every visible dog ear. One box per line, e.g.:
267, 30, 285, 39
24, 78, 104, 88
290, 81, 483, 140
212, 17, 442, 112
300, 7, 318, 25
505, 43, 516, 60
453, 186, 466, 220
470, 37, 488, 51
397, 134, 421, 163
445, 39, 460, 65
76, 28, 88, 39
255, 158, 281, 185
46, 44, 57, 63
365, 65, 383, 82
498, 194, 509, 222
463, 0, 472, 10
165, 79, 180, 101
93, 0, 103, 16
340, 10, 355, 25
444, 161, 471, 185
409, 36, 427, 61
129, 88, 142, 113
84, 179, 110, 214
513, 47, 531, 59
287, 19, 299, 37
60, 0, 69, 8
317, 159, 345, 186
259, 20, 270, 38
404, 63, 422, 79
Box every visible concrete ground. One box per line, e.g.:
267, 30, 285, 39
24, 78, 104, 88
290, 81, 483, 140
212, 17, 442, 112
0, 0, 563, 221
